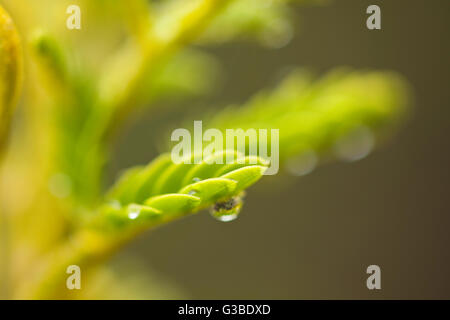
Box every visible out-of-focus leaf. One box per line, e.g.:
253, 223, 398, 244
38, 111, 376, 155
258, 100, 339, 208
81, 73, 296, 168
0, 5, 22, 151
208, 68, 410, 166
197, 0, 295, 48
145, 48, 221, 101
30, 30, 68, 84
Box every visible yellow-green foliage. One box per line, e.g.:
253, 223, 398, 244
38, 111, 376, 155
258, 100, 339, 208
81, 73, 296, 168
0, 1, 410, 299
0, 5, 22, 153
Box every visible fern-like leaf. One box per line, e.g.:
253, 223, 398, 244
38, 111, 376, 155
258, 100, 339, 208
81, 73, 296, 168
91, 151, 268, 232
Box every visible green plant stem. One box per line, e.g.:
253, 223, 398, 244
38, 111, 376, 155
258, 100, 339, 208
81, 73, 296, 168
19, 210, 191, 299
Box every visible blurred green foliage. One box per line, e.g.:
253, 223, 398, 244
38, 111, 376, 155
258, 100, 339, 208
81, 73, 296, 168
0, 0, 409, 299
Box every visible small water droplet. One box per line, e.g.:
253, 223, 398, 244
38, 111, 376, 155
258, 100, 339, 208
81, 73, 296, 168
334, 126, 375, 162
285, 150, 318, 176
209, 196, 243, 222
192, 177, 201, 182
128, 205, 141, 220
188, 190, 198, 196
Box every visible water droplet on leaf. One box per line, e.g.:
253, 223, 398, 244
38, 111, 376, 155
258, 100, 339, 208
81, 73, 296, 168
188, 190, 198, 196
209, 196, 243, 222
128, 205, 140, 220
192, 177, 201, 182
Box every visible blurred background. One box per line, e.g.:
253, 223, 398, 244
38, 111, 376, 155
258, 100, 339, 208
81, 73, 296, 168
1, 0, 449, 299
111, 0, 450, 299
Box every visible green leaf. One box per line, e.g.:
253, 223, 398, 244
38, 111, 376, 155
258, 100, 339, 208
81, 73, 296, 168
214, 155, 270, 177
98, 150, 269, 232
145, 48, 221, 101
151, 158, 196, 196
144, 193, 201, 214
198, 0, 294, 48
94, 203, 162, 230
181, 150, 243, 186
30, 30, 68, 84
178, 178, 237, 205
220, 165, 267, 193
208, 69, 410, 164
107, 166, 145, 204
129, 154, 173, 204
